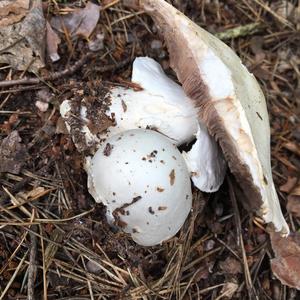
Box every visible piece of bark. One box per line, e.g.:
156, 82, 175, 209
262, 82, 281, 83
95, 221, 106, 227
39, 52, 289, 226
0, 131, 28, 174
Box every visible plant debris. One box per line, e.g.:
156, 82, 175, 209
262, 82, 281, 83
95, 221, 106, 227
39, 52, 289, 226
0, 130, 27, 174
271, 232, 300, 290
0, 0, 45, 72
50, 2, 100, 39
287, 184, 300, 218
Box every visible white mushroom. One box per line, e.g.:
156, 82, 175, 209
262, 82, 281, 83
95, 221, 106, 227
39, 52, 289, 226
137, 0, 289, 235
87, 129, 192, 246
60, 57, 227, 193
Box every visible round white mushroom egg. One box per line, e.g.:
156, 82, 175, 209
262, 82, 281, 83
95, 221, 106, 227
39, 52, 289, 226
87, 129, 192, 246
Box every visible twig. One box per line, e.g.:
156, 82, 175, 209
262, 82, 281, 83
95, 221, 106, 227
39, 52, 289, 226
39, 224, 48, 300
0, 84, 42, 94
0, 52, 94, 88
28, 224, 38, 300
92, 57, 132, 73
0, 54, 132, 89
227, 177, 257, 300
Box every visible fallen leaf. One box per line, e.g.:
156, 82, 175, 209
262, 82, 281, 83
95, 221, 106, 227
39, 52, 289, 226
56, 117, 69, 135
279, 177, 298, 193
287, 185, 300, 217
20, 0, 46, 63
46, 21, 61, 62
271, 232, 300, 290
0, 0, 45, 72
0, 0, 30, 27
219, 257, 242, 274
0, 131, 28, 174
50, 2, 100, 39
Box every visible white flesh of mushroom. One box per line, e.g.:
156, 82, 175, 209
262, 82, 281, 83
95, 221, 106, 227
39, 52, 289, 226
87, 129, 192, 246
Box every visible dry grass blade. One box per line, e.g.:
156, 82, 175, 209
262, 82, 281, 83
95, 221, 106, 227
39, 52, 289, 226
253, 0, 295, 29
228, 177, 256, 299
0, 250, 29, 300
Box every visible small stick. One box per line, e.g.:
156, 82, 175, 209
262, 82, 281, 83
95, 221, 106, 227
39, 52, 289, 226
0, 52, 94, 88
0, 54, 131, 89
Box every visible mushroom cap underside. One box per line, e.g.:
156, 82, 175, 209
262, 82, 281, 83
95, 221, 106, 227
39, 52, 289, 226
138, 0, 289, 235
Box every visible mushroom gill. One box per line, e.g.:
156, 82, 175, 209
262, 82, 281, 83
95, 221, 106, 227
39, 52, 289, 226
136, 0, 289, 235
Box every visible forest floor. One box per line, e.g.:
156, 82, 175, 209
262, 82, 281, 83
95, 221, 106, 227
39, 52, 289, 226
0, 0, 299, 299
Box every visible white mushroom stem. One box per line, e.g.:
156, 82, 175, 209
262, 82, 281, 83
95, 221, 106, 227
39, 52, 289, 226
182, 123, 227, 192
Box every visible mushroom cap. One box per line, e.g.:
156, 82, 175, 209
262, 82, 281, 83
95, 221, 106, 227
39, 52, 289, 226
138, 0, 289, 234
87, 129, 192, 246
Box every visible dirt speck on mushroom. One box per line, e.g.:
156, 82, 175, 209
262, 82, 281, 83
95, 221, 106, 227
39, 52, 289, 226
169, 169, 175, 186
148, 206, 155, 214
158, 206, 167, 211
121, 99, 127, 112
103, 143, 113, 156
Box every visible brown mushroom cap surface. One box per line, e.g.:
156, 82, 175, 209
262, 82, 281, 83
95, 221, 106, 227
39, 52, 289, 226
138, 0, 289, 234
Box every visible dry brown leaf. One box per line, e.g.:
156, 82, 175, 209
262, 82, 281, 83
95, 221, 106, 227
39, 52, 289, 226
287, 185, 300, 217
0, 0, 30, 27
271, 232, 300, 290
50, 2, 100, 39
0, 131, 28, 174
46, 21, 61, 62
0, 0, 45, 71
55, 117, 69, 135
